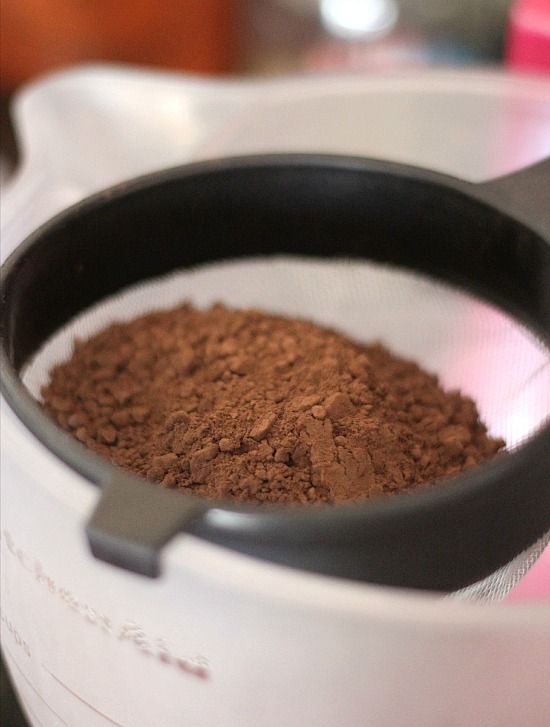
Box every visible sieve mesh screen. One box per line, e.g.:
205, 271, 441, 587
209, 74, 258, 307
21, 256, 550, 599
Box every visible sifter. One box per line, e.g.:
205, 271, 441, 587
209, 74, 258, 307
1, 152, 549, 592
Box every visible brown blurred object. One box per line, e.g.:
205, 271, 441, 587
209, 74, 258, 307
0, 0, 240, 91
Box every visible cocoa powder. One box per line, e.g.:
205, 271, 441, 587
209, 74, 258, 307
42, 303, 504, 504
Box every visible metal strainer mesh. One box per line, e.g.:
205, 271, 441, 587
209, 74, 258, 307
22, 257, 550, 599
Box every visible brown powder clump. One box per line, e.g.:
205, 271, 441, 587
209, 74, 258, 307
41, 303, 504, 504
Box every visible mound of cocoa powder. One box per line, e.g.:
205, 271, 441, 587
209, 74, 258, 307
42, 303, 504, 504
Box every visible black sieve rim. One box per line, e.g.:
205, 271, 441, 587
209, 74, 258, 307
1, 153, 549, 589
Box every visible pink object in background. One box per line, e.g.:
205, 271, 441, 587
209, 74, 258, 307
506, 0, 550, 74
506, 545, 550, 601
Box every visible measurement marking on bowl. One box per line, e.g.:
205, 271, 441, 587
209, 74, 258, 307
19, 694, 50, 727
2, 644, 68, 726
0, 606, 31, 658
2, 530, 211, 682
43, 664, 129, 727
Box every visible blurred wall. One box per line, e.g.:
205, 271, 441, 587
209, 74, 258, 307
1, 0, 241, 92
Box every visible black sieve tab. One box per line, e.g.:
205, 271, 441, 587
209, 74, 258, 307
86, 475, 206, 577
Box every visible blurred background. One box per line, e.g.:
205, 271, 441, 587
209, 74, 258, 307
1, 0, 549, 173
1, 0, 545, 87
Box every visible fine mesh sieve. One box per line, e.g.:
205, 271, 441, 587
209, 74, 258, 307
21, 256, 550, 600
2, 154, 549, 590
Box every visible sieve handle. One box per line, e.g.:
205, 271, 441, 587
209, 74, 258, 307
474, 156, 550, 241
86, 476, 206, 577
